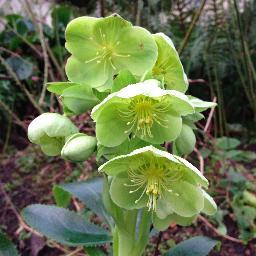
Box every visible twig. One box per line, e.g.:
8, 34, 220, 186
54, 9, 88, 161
0, 99, 27, 131
198, 215, 244, 244
178, 0, 207, 55
0, 182, 42, 237
0, 54, 43, 113
154, 231, 162, 256
37, 13, 49, 106
64, 247, 83, 256
204, 96, 217, 134
194, 147, 204, 174
45, 41, 65, 81
0, 20, 42, 57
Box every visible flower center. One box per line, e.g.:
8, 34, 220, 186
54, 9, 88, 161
125, 160, 183, 211
120, 96, 170, 138
85, 33, 131, 73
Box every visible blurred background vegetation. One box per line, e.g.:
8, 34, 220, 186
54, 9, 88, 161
0, 0, 255, 255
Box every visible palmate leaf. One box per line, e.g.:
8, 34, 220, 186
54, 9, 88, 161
22, 204, 111, 247
165, 236, 218, 256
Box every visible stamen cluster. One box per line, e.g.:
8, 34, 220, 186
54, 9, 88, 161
125, 159, 183, 211
119, 96, 170, 138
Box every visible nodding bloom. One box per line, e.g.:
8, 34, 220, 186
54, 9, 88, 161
61, 133, 97, 162
99, 146, 217, 223
152, 33, 188, 93
91, 79, 194, 147
28, 113, 78, 156
65, 14, 157, 88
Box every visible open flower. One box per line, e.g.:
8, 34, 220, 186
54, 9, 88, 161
91, 79, 194, 147
28, 113, 78, 156
65, 14, 158, 88
99, 146, 216, 219
152, 33, 188, 93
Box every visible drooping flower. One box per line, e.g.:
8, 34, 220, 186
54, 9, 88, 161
61, 133, 97, 162
91, 79, 194, 147
152, 33, 188, 93
99, 146, 216, 219
28, 113, 78, 156
65, 14, 158, 88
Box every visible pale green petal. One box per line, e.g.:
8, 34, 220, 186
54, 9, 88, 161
145, 114, 182, 144
28, 113, 78, 144
202, 190, 217, 215
153, 213, 196, 231
153, 33, 188, 92
113, 26, 158, 75
61, 133, 97, 162
110, 177, 147, 210
163, 181, 204, 217
173, 124, 196, 155
92, 79, 194, 120
188, 96, 217, 112
40, 137, 63, 156
95, 101, 128, 147
65, 56, 111, 87
65, 16, 99, 61
93, 14, 131, 45
174, 155, 208, 188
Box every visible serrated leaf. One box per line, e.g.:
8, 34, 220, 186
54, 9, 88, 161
0, 231, 18, 256
165, 236, 217, 256
47, 82, 77, 95
22, 204, 111, 246
54, 178, 112, 225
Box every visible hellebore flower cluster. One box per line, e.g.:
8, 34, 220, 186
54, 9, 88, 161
26, 13, 217, 256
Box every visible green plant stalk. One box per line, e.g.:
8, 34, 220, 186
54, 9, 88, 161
113, 210, 151, 256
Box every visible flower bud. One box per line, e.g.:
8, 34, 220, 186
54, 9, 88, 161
61, 133, 97, 162
28, 113, 78, 156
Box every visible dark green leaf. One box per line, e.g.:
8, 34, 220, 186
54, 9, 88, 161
85, 247, 105, 256
0, 231, 18, 256
165, 236, 217, 256
54, 178, 112, 224
22, 204, 111, 246
53, 185, 71, 208
215, 137, 240, 150
6, 57, 33, 80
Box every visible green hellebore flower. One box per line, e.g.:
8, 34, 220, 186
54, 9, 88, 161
91, 79, 194, 147
152, 33, 188, 93
61, 133, 97, 162
28, 113, 78, 156
99, 146, 211, 218
65, 14, 158, 87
